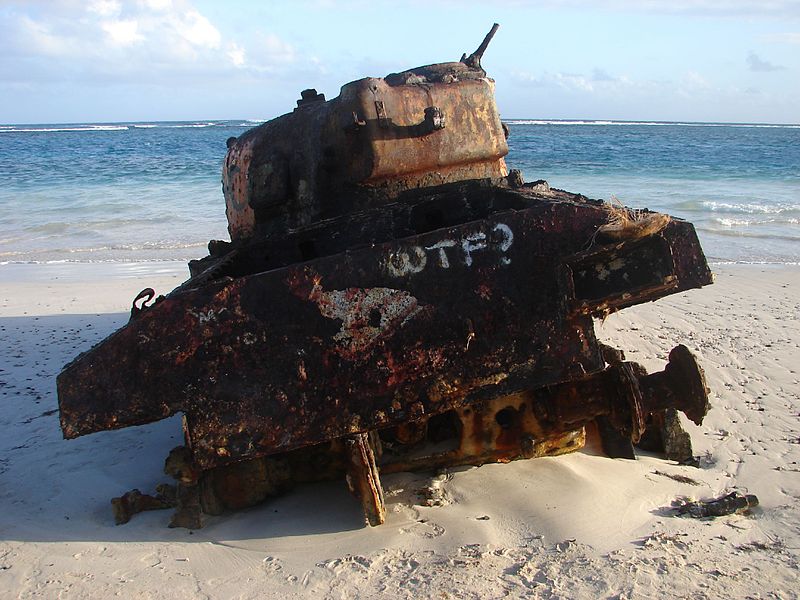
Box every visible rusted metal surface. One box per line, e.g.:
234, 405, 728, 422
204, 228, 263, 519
58, 190, 711, 472
57, 25, 717, 529
136, 343, 707, 527
222, 28, 508, 241
111, 486, 176, 525
345, 433, 386, 526
222, 136, 256, 240
636, 408, 695, 463
380, 404, 587, 474
382, 344, 708, 472
529, 345, 708, 443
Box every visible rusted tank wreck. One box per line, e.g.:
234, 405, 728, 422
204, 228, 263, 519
57, 25, 713, 529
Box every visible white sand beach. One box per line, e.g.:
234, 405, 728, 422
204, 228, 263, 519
1, 262, 798, 599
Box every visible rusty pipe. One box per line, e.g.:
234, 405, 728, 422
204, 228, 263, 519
532, 345, 709, 442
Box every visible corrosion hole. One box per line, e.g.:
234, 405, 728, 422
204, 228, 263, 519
495, 407, 518, 430
298, 240, 318, 261
369, 308, 382, 327
428, 410, 461, 443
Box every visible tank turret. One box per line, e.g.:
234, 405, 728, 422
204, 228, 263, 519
223, 24, 508, 240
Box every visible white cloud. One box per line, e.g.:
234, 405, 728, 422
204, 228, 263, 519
139, 0, 172, 10
223, 33, 299, 73
512, 69, 641, 95
601, 0, 800, 16
102, 19, 143, 46
88, 0, 121, 17
591, 68, 615, 82
746, 51, 785, 72
0, 1, 302, 83
227, 43, 246, 67
761, 32, 800, 44
674, 71, 712, 99
437, 0, 800, 18
175, 9, 221, 49
554, 73, 594, 92
508, 66, 756, 118
15, 15, 79, 57
682, 70, 710, 89
262, 34, 296, 63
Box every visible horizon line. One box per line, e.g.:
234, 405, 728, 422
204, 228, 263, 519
2, 117, 799, 128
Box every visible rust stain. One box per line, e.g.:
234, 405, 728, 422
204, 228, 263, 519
308, 282, 425, 360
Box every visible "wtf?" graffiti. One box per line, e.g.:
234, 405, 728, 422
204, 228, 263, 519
385, 223, 514, 277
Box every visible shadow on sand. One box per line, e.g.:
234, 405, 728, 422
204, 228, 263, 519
0, 312, 373, 544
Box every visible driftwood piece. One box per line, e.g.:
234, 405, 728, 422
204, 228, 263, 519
676, 491, 759, 518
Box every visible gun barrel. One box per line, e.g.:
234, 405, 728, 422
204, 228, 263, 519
463, 23, 500, 69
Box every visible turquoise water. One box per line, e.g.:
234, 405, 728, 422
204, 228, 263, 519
1, 119, 798, 267
507, 120, 800, 264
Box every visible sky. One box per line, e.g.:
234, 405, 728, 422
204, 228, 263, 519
1, 0, 799, 124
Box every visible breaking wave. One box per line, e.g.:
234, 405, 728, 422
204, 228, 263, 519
0, 125, 129, 133
0, 121, 255, 133
505, 120, 800, 129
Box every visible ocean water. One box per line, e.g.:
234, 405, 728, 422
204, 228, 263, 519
506, 120, 800, 265
0, 119, 798, 273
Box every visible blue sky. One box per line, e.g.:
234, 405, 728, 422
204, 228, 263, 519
1, 0, 798, 124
